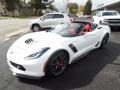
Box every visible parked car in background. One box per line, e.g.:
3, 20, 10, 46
29, 12, 77, 32
7, 21, 110, 79
93, 10, 120, 28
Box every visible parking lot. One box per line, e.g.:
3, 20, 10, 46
0, 30, 120, 90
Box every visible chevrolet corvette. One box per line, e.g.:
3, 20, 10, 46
7, 22, 111, 78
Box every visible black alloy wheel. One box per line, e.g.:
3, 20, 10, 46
46, 51, 69, 76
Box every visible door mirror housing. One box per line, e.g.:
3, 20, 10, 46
40, 17, 44, 21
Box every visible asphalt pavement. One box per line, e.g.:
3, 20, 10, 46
0, 31, 120, 90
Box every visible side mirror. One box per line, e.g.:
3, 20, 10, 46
40, 18, 44, 21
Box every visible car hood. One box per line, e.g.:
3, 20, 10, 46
7, 31, 68, 59
103, 15, 120, 19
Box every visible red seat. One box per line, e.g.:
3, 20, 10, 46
84, 24, 91, 32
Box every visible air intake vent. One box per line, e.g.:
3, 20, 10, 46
69, 44, 78, 53
25, 38, 33, 44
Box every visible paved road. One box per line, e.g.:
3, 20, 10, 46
0, 31, 120, 90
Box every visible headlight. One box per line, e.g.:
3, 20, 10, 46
25, 47, 50, 60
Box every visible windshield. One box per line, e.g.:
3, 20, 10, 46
49, 23, 84, 37
102, 12, 118, 16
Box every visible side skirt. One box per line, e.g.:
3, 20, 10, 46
70, 51, 90, 64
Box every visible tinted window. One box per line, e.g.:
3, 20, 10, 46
102, 12, 117, 16
43, 14, 54, 19
53, 14, 64, 18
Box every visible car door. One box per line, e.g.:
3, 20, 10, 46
52, 14, 65, 26
70, 30, 100, 60
83, 30, 100, 50
39, 14, 55, 28
69, 35, 90, 61
80, 23, 100, 50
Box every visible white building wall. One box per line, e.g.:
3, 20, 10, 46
92, 0, 120, 10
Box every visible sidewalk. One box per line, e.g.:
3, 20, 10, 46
0, 18, 31, 43
0, 27, 29, 43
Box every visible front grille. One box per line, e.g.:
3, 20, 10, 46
10, 61, 26, 71
104, 19, 120, 24
107, 19, 120, 20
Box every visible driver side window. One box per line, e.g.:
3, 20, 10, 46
41, 14, 54, 20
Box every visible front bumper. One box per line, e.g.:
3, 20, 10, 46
104, 23, 120, 26
7, 57, 48, 78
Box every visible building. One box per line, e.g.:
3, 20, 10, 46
0, 0, 7, 16
92, 0, 120, 13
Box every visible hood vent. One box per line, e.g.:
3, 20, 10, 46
25, 38, 33, 44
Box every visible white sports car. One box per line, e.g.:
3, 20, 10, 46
7, 22, 111, 78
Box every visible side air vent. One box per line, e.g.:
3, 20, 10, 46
69, 44, 78, 53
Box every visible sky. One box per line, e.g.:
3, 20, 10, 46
54, 0, 88, 12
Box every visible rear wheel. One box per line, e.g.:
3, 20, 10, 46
45, 51, 69, 77
32, 24, 41, 32
100, 34, 109, 49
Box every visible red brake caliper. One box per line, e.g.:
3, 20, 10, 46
59, 57, 64, 67
56, 57, 64, 69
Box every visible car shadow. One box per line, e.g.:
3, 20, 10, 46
19, 41, 120, 90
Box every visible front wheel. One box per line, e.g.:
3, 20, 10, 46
100, 34, 109, 49
45, 51, 69, 77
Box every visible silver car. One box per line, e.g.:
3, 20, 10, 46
29, 12, 77, 32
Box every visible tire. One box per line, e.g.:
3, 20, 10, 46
100, 34, 109, 49
45, 51, 69, 77
32, 24, 41, 32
